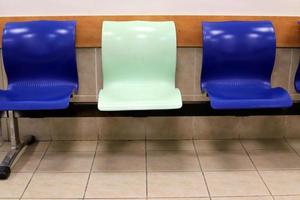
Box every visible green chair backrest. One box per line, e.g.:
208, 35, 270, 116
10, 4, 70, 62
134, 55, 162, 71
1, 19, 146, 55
102, 21, 177, 89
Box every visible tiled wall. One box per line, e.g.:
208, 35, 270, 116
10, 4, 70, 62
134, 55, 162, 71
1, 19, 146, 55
0, 48, 300, 141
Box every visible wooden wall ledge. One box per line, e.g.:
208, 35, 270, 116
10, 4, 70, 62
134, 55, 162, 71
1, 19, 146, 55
0, 15, 299, 48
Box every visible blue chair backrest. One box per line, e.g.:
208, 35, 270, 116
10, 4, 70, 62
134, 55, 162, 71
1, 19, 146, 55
2, 20, 78, 91
201, 21, 276, 91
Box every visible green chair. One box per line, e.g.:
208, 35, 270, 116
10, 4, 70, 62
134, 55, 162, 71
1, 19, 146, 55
98, 21, 182, 111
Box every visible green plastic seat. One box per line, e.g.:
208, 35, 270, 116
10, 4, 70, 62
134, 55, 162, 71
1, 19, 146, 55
98, 21, 182, 111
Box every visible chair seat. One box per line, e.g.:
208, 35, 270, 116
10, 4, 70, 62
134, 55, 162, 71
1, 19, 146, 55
98, 86, 182, 111
205, 84, 292, 109
0, 85, 75, 110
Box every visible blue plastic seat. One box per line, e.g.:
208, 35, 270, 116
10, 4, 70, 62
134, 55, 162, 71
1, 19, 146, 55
201, 21, 292, 109
1, 20, 78, 110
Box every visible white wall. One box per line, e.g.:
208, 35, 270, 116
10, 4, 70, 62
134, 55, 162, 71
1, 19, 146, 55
0, 0, 299, 16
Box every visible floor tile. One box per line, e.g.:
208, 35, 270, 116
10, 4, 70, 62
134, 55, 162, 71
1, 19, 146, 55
147, 140, 194, 151
0, 199, 19, 200
100, 118, 145, 140
198, 150, 255, 171
92, 151, 145, 172
205, 171, 269, 197
287, 139, 300, 152
48, 141, 97, 152
286, 115, 300, 138
194, 140, 243, 152
248, 149, 300, 170
12, 151, 44, 172
4, 139, 300, 200
261, 170, 300, 195
0, 173, 32, 198
293, 148, 300, 154
85, 172, 146, 198
274, 196, 300, 200
0, 142, 49, 153
239, 116, 286, 139
26, 142, 50, 152
193, 117, 239, 139
287, 139, 300, 147
211, 197, 272, 200
148, 172, 209, 198
242, 139, 290, 151
0, 151, 7, 160
23, 173, 89, 198
84, 199, 146, 200
38, 151, 94, 172
97, 141, 145, 152
147, 150, 200, 171
51, 117, 98, 140
150, 198, 209, 200
19, 118, 52, 140
146, 117, 193, 140
0, 142, 11, 152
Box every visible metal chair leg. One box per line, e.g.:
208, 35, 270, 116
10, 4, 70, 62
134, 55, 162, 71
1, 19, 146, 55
0, 111, 35, 179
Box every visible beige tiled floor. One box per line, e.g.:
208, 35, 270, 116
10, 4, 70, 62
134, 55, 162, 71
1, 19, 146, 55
1, 139, 300, 199
147, 150, 200, 171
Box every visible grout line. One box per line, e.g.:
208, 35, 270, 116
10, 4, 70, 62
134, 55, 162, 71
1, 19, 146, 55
192, 139, 211, 199
239, 139, 276, 200
284, 137, 300, 159
82, 140, 99, 199
19, 141, 51, 199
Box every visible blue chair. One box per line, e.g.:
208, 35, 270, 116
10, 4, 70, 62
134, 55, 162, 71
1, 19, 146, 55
201, 21, 292, 109
0, 20, 78, 179
1, 21, 78, 110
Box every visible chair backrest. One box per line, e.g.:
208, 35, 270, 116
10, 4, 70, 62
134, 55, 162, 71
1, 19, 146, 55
2, 20, 78, 91
101, 21, 177, 89
201, 21, 276, 91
